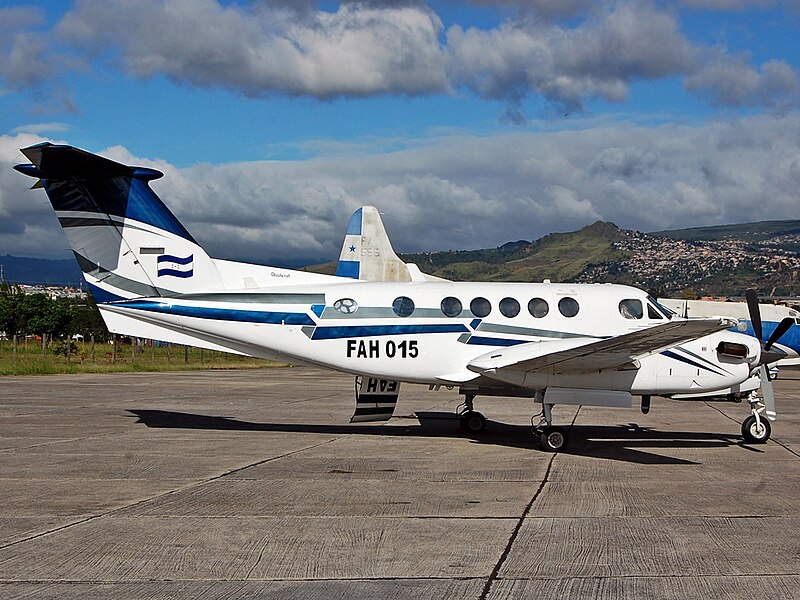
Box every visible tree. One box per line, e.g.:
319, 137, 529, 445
23, 294, 76, 339
0, 286, 25, 338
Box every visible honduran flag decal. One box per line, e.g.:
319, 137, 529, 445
157, 254, 194, 278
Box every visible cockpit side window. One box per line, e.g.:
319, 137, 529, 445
647, 295, 675, 319
647, 303, 663, 319
619, 299, 643, 320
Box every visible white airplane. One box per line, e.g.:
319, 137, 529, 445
14, 143, 794, 451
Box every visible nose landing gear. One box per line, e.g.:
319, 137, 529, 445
741, 393, 772, 444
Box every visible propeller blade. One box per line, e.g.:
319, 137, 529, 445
759, 365, 777, 420
745, 289, 762, 341
765, 317, 794, 351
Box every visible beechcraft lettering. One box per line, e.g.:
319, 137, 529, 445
14, 143, 792, 452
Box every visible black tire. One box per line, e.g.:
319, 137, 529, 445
741, 415, 771, 444
539, 427, 568, 452
460, 411, 487, 433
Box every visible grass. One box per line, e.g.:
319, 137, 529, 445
0, 338, 285, 376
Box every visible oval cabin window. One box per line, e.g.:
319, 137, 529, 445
499, 297, 520, 318
558, 297, 579, 318
470, 297, 492, 318
528, 298, 549, 318
441, 297, 462, 318
392, 296, 415, 317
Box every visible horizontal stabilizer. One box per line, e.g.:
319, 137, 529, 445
351, 376, 400, 422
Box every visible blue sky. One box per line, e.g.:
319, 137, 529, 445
1, 0, 799, 264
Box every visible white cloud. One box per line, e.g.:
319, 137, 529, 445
57, 0, 449, 98
445, 1, 697, 113
5, 114, 800, 262
686, 54, 800, 108
1, 0, 796, 117
11, 123, 70, 135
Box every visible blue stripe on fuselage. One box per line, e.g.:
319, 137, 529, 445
311, 323, 469, 340
114, 301, 315, 326
661, 349, 726, 376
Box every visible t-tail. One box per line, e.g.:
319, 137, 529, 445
14, 143, 222, 302
14, 143, 337, 303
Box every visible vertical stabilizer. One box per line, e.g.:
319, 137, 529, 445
15, 143, 223, 301
336, 206, 444, 282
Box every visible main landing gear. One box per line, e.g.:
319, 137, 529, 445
532, 391, 568, 452
458, 394, 487, 433
741, 392, 772, 444
456, 390, 569, 452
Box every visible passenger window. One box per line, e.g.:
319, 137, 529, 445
647, 304, 663, 319
619, 299, 643, 320
470, 297, 491, 318
333, 298, 358, 314
441, 297, 462, 318
499, 297, 520, 318
392, 296, 415, 317
558, 297, 579, 317
528, 297, 549, 318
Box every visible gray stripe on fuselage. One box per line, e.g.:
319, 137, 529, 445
168, 293, 326, 304
475, 322, 596, 340
320, 306, 445, 319
318, 307, 600, 341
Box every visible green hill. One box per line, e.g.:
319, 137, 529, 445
402, 221, 628, 282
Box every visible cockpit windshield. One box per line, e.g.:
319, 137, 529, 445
647, 295, 674, 320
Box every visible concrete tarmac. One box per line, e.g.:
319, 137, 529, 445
0, 367, 798, 599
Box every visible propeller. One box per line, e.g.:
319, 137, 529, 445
745, 289, 794, 420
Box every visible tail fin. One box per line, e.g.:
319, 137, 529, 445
15, 143, 222, 302
335, 206, 446, 282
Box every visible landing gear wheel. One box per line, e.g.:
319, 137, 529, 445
539, 427, 568, 452
460, 411, 487, 433
741, 415, 771, 444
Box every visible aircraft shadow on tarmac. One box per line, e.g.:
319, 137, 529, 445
128, 409, 760, 465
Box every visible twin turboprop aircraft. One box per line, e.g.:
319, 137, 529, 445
14, 143, 793, 451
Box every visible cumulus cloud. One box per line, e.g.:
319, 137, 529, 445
686, 54, 800, 108
445, 1, 697, 114
5, 114, 800, 262
0, 7, 52, 90
56, 0, 448, 98
2, 0, 796, 117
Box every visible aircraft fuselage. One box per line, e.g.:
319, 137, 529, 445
99, 280, 758, 396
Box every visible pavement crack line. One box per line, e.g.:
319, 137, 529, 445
0, 436, 343, 553
477, 406, 580, 600
244, 538, 271, 580
477, 454, 556, 600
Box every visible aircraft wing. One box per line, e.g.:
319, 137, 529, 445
467, 317, 737, 376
